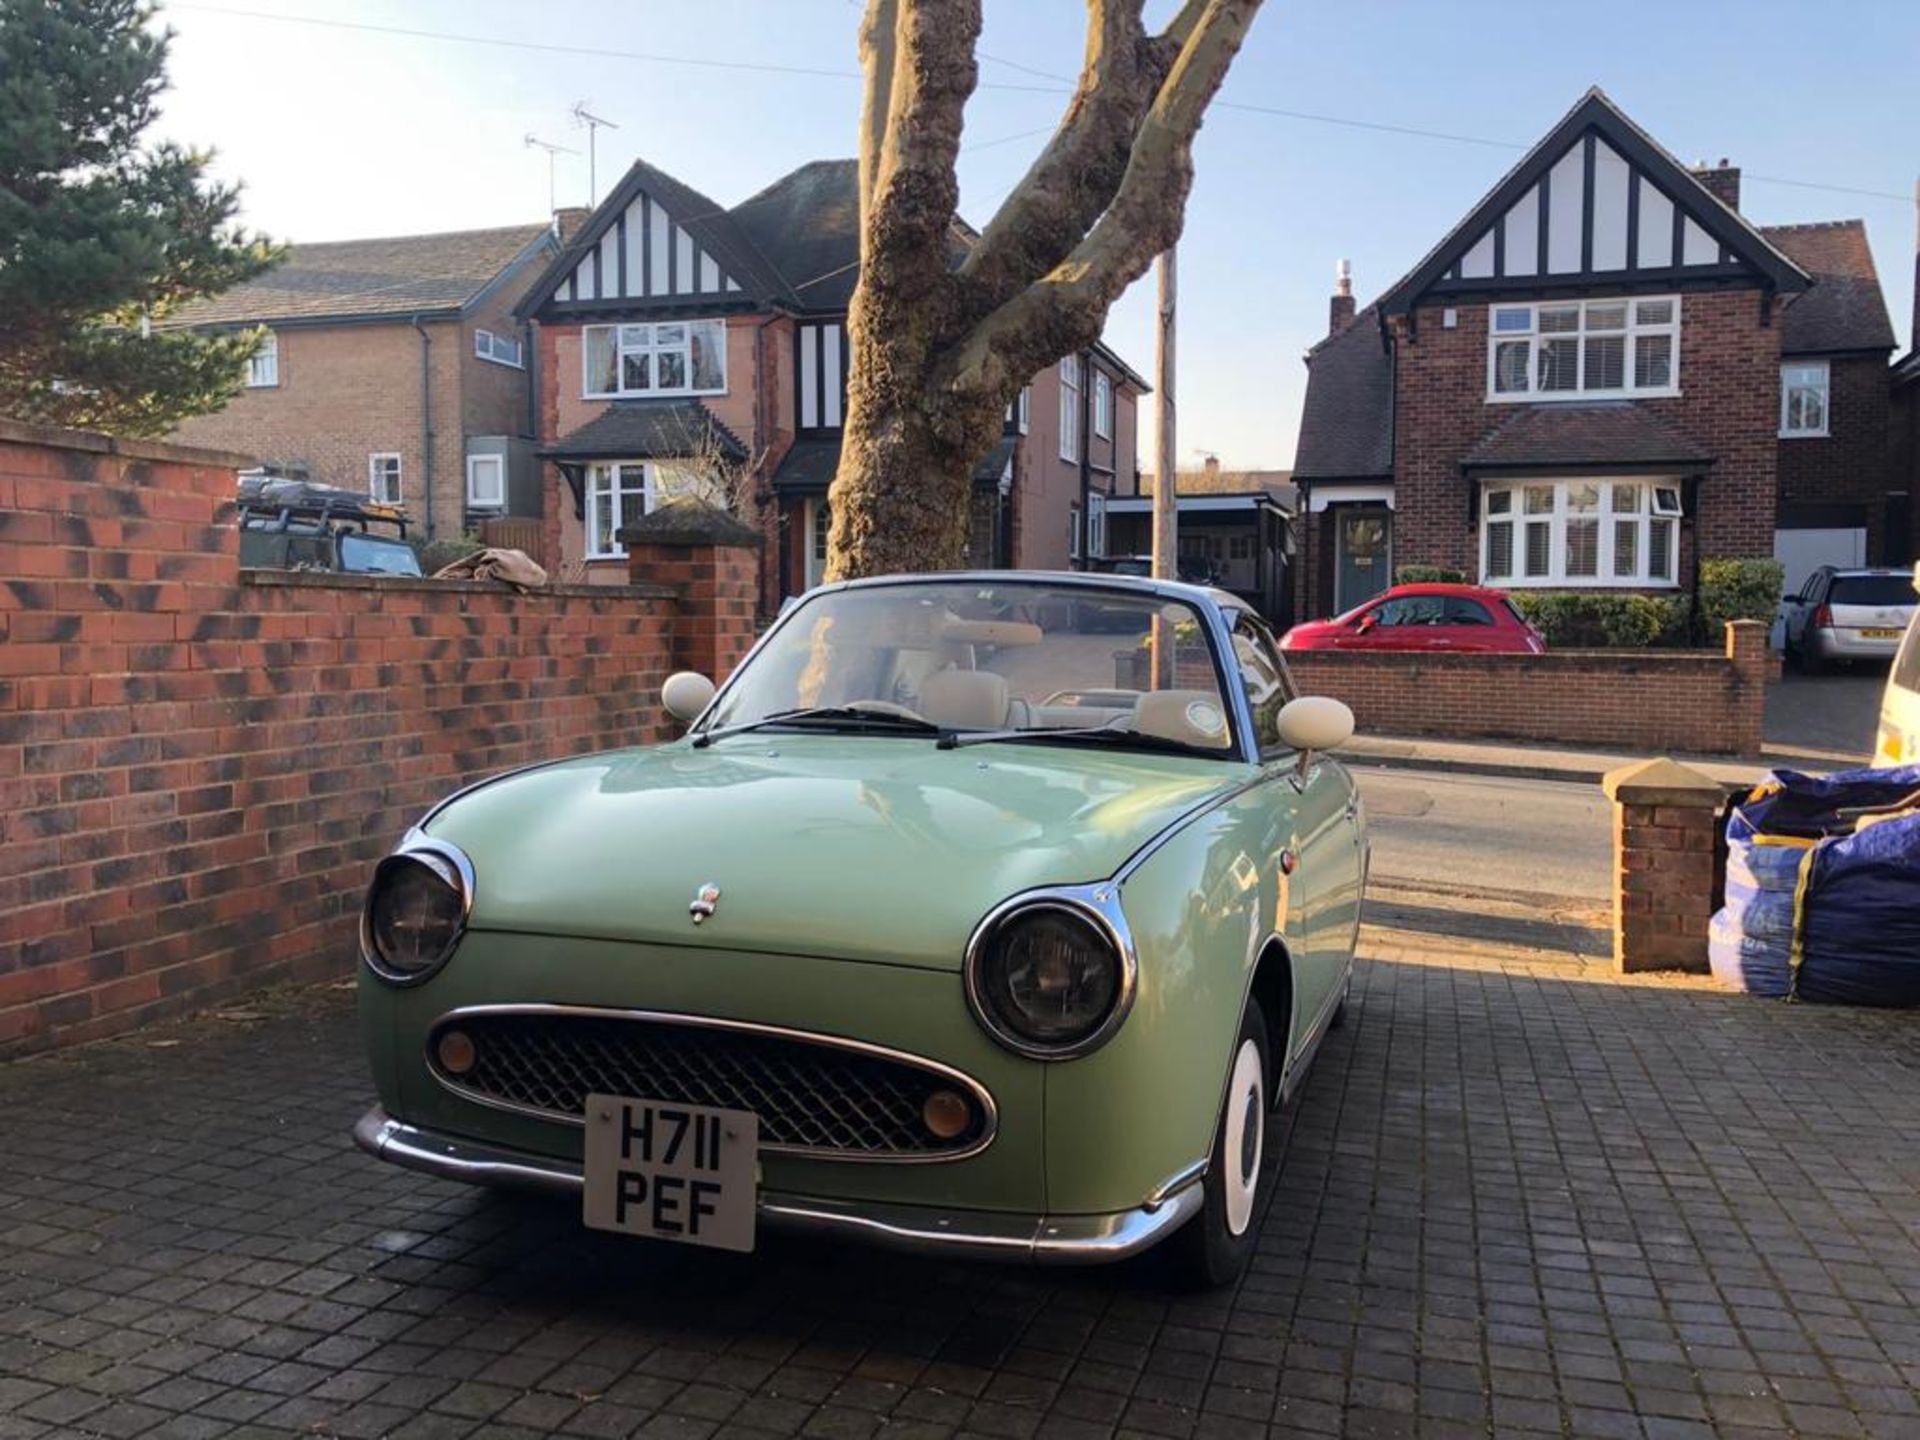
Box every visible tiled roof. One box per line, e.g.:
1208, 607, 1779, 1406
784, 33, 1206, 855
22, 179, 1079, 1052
731, 161, 864, 311
1461, 402, 1711, 470
172, 225, 552, 326
1292, 307, 1393, 480
539, 400, 745, 462
1759, 221, 1897, 354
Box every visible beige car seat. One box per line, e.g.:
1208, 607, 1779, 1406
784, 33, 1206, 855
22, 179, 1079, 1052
920, 669, 1011, 730
1131, 689, 1232, 749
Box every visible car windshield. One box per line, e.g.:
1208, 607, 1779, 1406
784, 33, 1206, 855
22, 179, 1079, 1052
700, 580, 1236, 754
340, 534, 423, 576
1829, 575, 1915, 608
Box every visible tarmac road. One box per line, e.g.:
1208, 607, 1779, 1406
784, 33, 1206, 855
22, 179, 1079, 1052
1351, 764, 1612, 905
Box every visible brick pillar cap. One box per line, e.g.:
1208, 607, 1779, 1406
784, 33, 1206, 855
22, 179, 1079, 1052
618, 498, 763, 549
1601, 756, 1724, 806
1726, 619, 1767, 631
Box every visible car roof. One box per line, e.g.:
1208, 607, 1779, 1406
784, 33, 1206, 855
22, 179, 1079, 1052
1377, 582, 1507, 597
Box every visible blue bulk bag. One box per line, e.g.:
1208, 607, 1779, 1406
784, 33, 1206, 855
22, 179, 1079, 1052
1711, 765, 1920, 1005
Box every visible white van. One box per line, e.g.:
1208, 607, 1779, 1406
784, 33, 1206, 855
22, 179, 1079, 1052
1877, 564, 1920, 766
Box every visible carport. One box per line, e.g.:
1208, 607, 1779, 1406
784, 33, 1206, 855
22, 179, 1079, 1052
1105, 490, 1294, 626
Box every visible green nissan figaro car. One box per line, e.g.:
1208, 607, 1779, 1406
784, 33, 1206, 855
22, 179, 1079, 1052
353, 573, 1367, 1285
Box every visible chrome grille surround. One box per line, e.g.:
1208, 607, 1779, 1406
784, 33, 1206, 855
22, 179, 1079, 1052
425, 1004, 997, 1163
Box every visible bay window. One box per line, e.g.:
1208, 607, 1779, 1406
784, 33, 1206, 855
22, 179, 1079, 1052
583, 320, 726, 398
1780, 360, 1829, 437
1481, 478, 1680, 587
1488, 296, 1678, 400
584, 461, 707, 558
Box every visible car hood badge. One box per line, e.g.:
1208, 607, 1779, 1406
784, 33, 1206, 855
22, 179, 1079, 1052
689, 882, 721, 924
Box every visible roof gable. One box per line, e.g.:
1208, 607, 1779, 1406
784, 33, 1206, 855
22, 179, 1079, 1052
1380, 89, 1809, 315
520, 159, 789, 317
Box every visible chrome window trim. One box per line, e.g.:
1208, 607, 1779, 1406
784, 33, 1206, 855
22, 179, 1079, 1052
358, 832, 474, 987
963, 884, 1139, 1062
422, 1003, 999, 1165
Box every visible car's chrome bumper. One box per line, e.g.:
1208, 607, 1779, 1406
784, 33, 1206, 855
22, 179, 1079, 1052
352, 1106, 1202, 1264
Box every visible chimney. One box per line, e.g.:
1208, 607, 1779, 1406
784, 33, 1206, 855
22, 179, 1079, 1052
551, 206, 592, 242
1690, 158, 1741, 213
1203, 454, 1221, 478
1329, 258, 1356, 335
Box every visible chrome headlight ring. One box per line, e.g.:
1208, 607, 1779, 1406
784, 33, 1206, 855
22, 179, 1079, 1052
359, 831, 475, 987
963, 883, 1138, 1061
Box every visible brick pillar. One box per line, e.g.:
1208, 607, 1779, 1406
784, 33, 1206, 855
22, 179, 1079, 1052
620, 500, 763, 681
1725, 619, 1771, 756
1600, 758, 1727, 974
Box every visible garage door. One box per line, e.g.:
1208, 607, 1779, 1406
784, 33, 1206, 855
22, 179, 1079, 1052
1775, 527, 1866, 597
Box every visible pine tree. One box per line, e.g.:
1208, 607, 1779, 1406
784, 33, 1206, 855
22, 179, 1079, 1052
0, 0, 281, 437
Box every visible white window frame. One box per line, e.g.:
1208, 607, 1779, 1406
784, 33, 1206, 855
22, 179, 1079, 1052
1093, 371, 1113, 440
582, 320, 727, 399
1486, 296, 1680, 403
1479, 477, 1682, 589
1017, 385, 1030, 434
1067, 502, 1082, 560
583, 460, 711, 559
368, 452, 402, 505
1780, 360, 1830, 438
246, 332, 278, 388
473, 328, 524, 369
1086, 491, 1108, 558
466, 454, 506, 510
1059, 355, 1082, 462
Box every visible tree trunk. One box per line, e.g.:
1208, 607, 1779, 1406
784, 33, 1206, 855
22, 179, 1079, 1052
827, 0, 1262, 581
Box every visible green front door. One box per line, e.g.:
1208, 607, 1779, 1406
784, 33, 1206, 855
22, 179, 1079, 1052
1336, 508, 1392, 612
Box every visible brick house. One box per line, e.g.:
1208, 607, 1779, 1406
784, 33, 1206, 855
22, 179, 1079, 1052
1292, 89, 1901, 619
169, 225, 559, 542
1892, 217, 1920, 564
512, 156, 1144, 605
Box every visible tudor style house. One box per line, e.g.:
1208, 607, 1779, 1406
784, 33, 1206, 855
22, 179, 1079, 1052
1292, 88, 1901, 618
513, 157, 1144, 604
169, 224, 561, 541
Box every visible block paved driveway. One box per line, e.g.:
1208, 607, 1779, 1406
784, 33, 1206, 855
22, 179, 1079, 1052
4, 952, 1920, 1440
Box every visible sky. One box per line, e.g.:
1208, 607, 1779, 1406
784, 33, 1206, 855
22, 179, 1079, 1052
152, 0, 1919, 471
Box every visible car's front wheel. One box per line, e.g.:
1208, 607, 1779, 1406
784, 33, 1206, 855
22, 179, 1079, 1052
1172, 999, 1270, 1288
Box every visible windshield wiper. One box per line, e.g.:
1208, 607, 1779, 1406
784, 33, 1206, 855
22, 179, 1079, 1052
691, 705, 949, 749
938, 721, 1218, 757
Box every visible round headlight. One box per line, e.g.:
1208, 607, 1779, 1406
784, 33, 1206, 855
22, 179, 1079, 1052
967, 903, 1129, 1059
362, 849, 467, 983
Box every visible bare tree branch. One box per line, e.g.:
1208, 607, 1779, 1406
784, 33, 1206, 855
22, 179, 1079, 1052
953, 1, 1166, 322
856, 0, 980, 313
855, 0, 898, 221
941, 0, 1259, 404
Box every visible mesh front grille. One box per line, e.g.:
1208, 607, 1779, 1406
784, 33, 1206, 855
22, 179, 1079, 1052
432, 1011, 988, 1158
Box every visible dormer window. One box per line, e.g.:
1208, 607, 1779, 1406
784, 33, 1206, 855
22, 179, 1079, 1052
1488, 297, 1679, 402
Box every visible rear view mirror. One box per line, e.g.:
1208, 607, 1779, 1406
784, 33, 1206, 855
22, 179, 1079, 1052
662, 670, 717, 724
1277, 696, 1355, 772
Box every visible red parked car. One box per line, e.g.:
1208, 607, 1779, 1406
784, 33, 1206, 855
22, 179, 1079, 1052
1281, 583, 1546, 654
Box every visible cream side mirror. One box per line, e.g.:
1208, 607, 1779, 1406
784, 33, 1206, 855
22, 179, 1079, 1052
1276, 695, 1354, 767
662, 670, 717, 724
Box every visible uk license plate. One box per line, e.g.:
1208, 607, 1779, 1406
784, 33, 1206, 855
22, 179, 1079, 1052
581, 1095, 758, 1251
1861, 628, 1900, 640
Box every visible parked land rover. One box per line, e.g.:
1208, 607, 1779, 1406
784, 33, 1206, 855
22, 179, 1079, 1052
237, 476, 423, 577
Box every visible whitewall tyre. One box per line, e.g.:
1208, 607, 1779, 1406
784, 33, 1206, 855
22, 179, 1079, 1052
1174, 998, 1270, 1288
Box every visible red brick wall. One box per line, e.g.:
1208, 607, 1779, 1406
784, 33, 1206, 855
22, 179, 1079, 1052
0, 421, 682, 1058
1286, 621, 1771, 755
1777, 353, 1894, 556
1388, 290, 1783, 588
